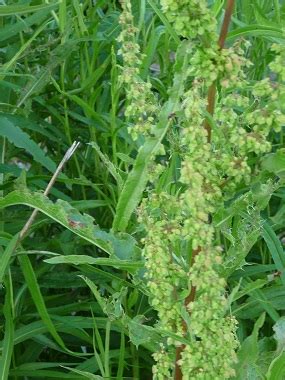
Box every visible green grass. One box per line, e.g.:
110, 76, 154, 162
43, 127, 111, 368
0, 0, 285, 379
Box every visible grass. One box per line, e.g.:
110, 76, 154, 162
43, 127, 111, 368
0, 0, 285, 379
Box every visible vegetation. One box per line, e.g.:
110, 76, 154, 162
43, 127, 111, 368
1, 0, 285, 379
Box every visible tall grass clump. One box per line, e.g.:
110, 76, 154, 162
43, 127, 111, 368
0, 0, 285, 379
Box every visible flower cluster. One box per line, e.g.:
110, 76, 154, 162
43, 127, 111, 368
269, 44, 285, 81
153, 344, 174, 380
139, 193, 187, 335
211, 50, 285, 192
178, 247, 238, 379
188, 43, 250, 87
179, 85, 222, 248
160, 0, 217, 41
117, 2, 285, 380
117, 0, 158, 139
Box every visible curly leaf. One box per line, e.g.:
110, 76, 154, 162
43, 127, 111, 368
0, 190, 138, 259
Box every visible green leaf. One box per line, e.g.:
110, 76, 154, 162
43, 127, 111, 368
261, 150, 285, 179
17, 40, 79, 107
227, 25, 284, 41
0, 278, 14, 380
232, 278, 268, 302
0, 3, 60, 16
18, 254, 66, 349
112, 41, 190, 232
273, 318, 285, 354
61, 367, 103, 380
0, 10, 53, 42
89, 142, 123, 190
44, 255, 143, 270
127, 315, 160, 350
0, 189, 138, 258
0, 234, 18, 284
262, 223, 285, 285
147, 0, 180, 44
235, 313, 266, 379
266, 351, 285, 380
0, 117, 57, 173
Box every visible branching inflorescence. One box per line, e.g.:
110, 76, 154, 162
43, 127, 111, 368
117, 0, 158, 140
117, 1, 285, 379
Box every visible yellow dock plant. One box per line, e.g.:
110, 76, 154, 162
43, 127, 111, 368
117, 0, 285, 378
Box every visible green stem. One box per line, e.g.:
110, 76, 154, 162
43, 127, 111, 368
131, 343, 140, 379
117, 330, 125, 379
104, 320, 111, 378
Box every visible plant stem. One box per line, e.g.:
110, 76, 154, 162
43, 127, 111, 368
19, 142, 80, 241
104, 320, 111, 379
174, 1, 235, 379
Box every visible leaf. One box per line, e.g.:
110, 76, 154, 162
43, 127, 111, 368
227, 25, 284, 42
127, 315, 160, 350
0, 116, 57, 173
0, 234, 18, 284
0, 3, 60, 16
0, 279, 14, 380
17, 40, 79, 107
18, 254, 66, 349
112, 41, 191, 232
261, 150, 285, 178
44, 255, 143, 270
0, 318, 116, 348
89, 142, 123, 190
79, 276, 109, 314
0, 10, 53, 42
234, 281, 281, 321
9, 369, 87, 378
235, 313, 266, 379
262, 222, 285, 285
141, 26, 165, 79
0, 189, 138, 258
252, 181, 277, 210
231, 278, 268, 302
239, 279, 280, 322
266, 351, 285, 380
147, 0, 180, 44
273, 318, 285, 354
61, 367, 103, 380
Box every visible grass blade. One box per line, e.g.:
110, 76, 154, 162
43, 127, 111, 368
0, 234, 18, 284
0, 275, 14, 380
18, 254, 66, 349
262, 222, 285, 285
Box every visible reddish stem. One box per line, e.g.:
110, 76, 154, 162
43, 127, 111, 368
174, 1, 235, 379
174, 249, 200, 380
218, 0, 236, 49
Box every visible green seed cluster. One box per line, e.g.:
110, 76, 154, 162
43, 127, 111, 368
212, 52, 285, 192
160, 0, 217, 40
189, 43, 250, 87
139, 193, 187, 335
117, 0, 157, 139
269, 44, 285, 81
180, 85, 221, 248
118, 2, 285, 379
178, 247, 238, 379
152, 344, 174, 380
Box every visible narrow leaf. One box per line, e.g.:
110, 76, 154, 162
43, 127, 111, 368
0, 117, 56, 173
0, 278, 14, 380
0, 234, 18, 284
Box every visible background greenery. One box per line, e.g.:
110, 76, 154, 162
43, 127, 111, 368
1, 0, 285, 378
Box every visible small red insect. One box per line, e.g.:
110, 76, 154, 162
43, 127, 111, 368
68, 219, 85, 228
